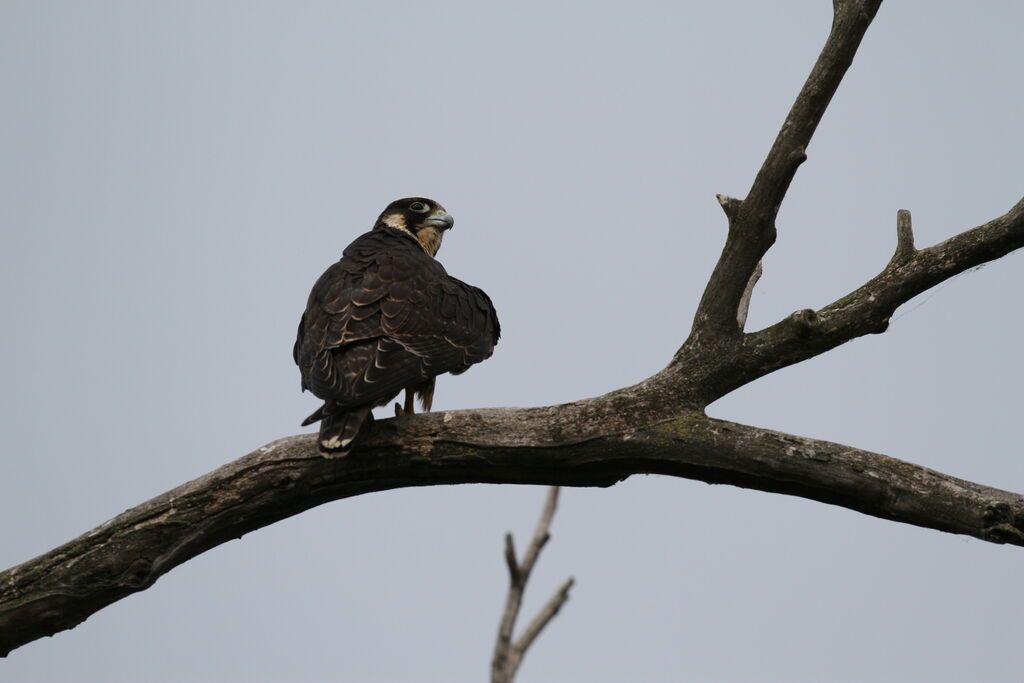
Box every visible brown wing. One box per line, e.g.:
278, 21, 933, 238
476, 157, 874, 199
294, 228, 499, 412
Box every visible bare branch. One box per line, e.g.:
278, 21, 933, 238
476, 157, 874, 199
503, 533, 519, 583
493, 532, 518, 683
491, 488, 571, 683
4, 405, 1024, 656
727, 196, 1024, 397
891, 208, 916, 265
663, 197, 1024, 407
690, 0, 883, 341
506, 577, 575, 677
518, 487, 557, 576
745, 0, 882, 222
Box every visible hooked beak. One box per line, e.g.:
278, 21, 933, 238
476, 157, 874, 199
425, 212, 454, 231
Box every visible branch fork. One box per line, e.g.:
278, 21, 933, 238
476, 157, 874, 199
492, 488, 574, 683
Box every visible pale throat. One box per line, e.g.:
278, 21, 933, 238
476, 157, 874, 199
415, 227, 444, 257
381, 213, 444, 257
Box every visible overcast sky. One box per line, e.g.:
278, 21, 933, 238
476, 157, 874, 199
3, 1, 1023, 681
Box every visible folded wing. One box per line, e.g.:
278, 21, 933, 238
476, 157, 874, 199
294, 229, 499, 417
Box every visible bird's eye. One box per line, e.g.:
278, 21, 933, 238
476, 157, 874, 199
409, 202, 428, 213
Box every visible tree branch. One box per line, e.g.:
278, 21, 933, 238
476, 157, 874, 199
890, 208, 916, 266
690, 0, 883, 341
660, 197, 1024, 406
492, 487, 571, 683
4, 407, 1023, 656
727, 196, 1024, 399
506, 577, 574, 679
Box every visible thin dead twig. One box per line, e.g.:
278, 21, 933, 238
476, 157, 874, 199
491, 487, 574, 683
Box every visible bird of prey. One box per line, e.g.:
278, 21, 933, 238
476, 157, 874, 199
294, 197, 500, 454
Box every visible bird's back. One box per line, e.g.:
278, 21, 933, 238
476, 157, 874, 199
294, 228, 498, 409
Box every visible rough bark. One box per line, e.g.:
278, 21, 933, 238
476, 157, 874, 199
4, 407, 1024, 656
2, 0, 1022, 658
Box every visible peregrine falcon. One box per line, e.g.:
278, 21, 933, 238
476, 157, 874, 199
294, 197, 500, 454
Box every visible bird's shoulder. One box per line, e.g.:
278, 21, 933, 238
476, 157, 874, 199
307, 229, 443, 301
303, 227, 498, 348
341, 227, 424, 261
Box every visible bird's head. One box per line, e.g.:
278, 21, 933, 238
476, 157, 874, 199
374, 197, 454, 257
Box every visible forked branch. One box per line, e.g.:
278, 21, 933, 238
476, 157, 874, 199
492, 487, 574, 683
692, 0, 883, 341
731, 197, 1024, 397
665, 197, 1024, 406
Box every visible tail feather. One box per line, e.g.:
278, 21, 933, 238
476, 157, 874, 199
300, 404, 326, 427
317, 405, 372, 455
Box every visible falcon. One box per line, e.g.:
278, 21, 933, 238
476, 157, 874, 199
294, 197, 500, 454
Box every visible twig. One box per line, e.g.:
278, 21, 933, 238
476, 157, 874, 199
736, 261, 763, 329
491, 487, 574, 683
716, 193, 742, 221
891, 208, 916, 265
506, 577, 575, 676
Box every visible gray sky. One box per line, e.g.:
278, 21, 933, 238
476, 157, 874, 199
3, 1, 1023, 681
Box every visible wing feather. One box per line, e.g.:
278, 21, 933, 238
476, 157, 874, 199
295, 228, 499, 412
